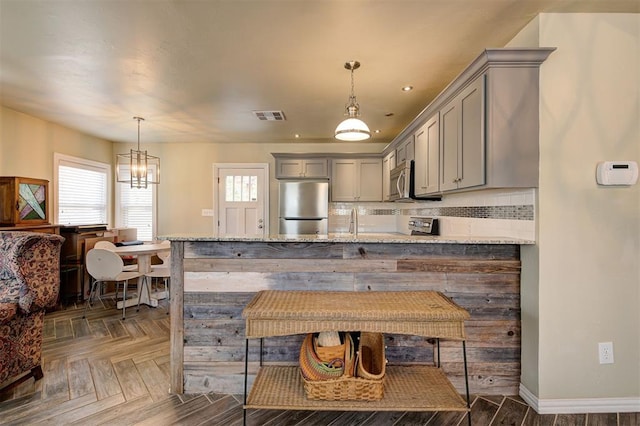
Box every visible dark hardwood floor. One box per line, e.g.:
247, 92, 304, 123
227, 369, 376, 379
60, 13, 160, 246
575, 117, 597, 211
0, 297, 637, 425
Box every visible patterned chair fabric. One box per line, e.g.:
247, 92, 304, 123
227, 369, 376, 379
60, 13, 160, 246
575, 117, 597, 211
0, 231, 64, 388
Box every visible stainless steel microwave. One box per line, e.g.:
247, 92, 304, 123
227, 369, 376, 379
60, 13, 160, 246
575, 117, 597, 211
389, 162, 411, 201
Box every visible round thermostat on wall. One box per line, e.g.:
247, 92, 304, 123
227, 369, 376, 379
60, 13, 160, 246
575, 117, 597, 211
596, 161, 638, 186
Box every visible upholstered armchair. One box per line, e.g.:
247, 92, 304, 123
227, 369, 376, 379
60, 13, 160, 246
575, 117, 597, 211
0, 231, 64, 390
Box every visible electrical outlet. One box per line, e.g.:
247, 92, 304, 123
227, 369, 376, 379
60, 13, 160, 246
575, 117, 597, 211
598, 342, 614, 364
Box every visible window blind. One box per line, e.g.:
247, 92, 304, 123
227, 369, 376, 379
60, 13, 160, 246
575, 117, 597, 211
118, 180, 153, 241
58, 163, 108, 225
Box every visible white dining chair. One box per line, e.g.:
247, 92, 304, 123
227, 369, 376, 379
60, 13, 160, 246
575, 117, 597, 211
83, 248, 143, 320
94, 240, 138, 271
151, 240, 171, 269
144, 241, 171, 314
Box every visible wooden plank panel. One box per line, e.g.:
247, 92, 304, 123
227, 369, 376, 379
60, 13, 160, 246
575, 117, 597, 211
112, 358, 148, 400
104, 318, 129, 338
67, 396, 154, 425
37, 393, 124, 426
67, 358, 95, 399
184, 241, 344, 259
136, 359, 171, 402
184, 271, 355, 292
184, 291, 254, 306
184, 258, 398, 273
54, 318, 73, 339
354, 272, 520, 293
177, 240, 523, 396
397, 258, 520, 273
42, 318, 55, 341
89, 358, 122, 400
342, 243, 519, 260
170, 240, 184, 394
41, 358, 69, 399
133, 394, 212, 426
70, 317, 92, 338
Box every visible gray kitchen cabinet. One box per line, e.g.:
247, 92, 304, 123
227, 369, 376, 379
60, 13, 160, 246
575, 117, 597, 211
413, 112, 440, 196
331, 158, 382, 202
275, 158, 328, 179
439, 76, 484, 192
385, 48, 555, 194
396, 136, 415, 164
382, 150, 396, 201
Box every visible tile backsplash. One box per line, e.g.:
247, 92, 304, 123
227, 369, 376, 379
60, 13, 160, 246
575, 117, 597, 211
329, 188, 536, 240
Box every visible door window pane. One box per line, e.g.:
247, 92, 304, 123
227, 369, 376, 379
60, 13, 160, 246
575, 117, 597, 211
225, 175, 258, 202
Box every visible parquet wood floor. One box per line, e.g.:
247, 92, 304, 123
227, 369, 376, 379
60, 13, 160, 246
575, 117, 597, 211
0, 298, 637, 425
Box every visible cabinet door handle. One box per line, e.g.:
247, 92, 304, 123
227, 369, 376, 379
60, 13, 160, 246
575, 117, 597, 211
16, 201, 19, 211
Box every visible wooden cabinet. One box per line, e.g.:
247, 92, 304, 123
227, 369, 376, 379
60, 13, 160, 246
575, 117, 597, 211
382, 151, 396, 201
0, 176, 49, 226
413, 113, 441, 196
440, 77, 485, 192
275, 158, 328, 179
0, 224, 60, 234
331, 158, 382, 202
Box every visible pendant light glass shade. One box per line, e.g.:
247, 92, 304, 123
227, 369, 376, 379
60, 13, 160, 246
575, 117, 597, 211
116, 117, 160, 189
335, 117, 371, 141
335, 60, 371, 141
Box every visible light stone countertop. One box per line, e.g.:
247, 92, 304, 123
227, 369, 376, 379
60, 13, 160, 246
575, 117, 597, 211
161, 232, 534, 245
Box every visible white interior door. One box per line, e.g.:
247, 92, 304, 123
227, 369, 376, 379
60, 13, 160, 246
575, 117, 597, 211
216, 165, 268, 237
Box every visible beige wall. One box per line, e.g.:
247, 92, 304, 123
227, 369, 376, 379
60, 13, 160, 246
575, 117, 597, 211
510, 14, 640, 400
0, 106, 114, 222
1, 107, 113, 176
81, 140, 387, 235
1, 105, 385, 233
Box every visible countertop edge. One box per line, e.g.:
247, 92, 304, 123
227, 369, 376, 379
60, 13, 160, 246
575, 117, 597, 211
160, 233, 535, 245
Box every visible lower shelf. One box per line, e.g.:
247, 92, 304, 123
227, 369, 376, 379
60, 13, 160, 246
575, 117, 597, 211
245, 365, 469, 412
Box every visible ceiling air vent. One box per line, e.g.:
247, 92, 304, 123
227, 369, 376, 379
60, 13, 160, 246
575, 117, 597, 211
253, 110, 286, 121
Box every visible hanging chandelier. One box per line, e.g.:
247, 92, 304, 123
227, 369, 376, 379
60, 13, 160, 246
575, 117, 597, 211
335, 60, 371, 141
116, 116, 160, 189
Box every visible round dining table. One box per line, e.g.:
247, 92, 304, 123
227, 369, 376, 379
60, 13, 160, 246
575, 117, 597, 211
112, 242, 170, 308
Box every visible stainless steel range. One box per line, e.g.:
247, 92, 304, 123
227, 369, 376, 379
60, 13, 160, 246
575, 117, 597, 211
408, 217, 439, 236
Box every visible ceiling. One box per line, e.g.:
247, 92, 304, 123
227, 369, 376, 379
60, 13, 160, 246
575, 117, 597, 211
1, 1, 638, 145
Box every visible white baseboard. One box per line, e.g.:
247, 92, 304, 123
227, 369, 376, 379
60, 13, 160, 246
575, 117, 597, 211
520, 383, 640, 414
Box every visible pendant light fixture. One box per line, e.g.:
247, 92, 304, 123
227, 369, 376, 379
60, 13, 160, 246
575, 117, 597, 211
116, 116, 160, 189
335, 60, 371, 141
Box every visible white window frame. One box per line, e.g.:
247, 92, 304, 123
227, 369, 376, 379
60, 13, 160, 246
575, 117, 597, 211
53, 153, 111, 226
115, 165, 158, 241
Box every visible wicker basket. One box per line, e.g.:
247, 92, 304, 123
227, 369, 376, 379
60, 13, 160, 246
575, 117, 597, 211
301, 332, 385, 401
314, 333, 346, 363
357, 332, 386, 380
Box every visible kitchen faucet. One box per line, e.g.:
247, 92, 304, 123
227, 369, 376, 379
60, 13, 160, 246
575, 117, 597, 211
349, 207, 359, 236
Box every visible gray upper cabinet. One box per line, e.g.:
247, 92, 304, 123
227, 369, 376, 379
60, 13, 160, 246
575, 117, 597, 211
440, 76, 484, 192
382, 150, 396, 201
385, 48, 555, 195
413, 112, 440, 196
275, 157, 329, 179
331, 158, 382, 202
396, 136, 415, 164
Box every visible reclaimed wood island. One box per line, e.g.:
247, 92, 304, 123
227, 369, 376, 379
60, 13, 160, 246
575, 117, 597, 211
164, 233, 531, 398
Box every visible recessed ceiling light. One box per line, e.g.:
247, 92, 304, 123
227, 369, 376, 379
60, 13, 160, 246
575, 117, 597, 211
294, 134, 300, 138
374, 129, 381, 134
402, 86, 413, 92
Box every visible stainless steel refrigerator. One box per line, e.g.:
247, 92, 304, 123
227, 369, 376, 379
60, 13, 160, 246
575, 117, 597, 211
278, 180, 329, 234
